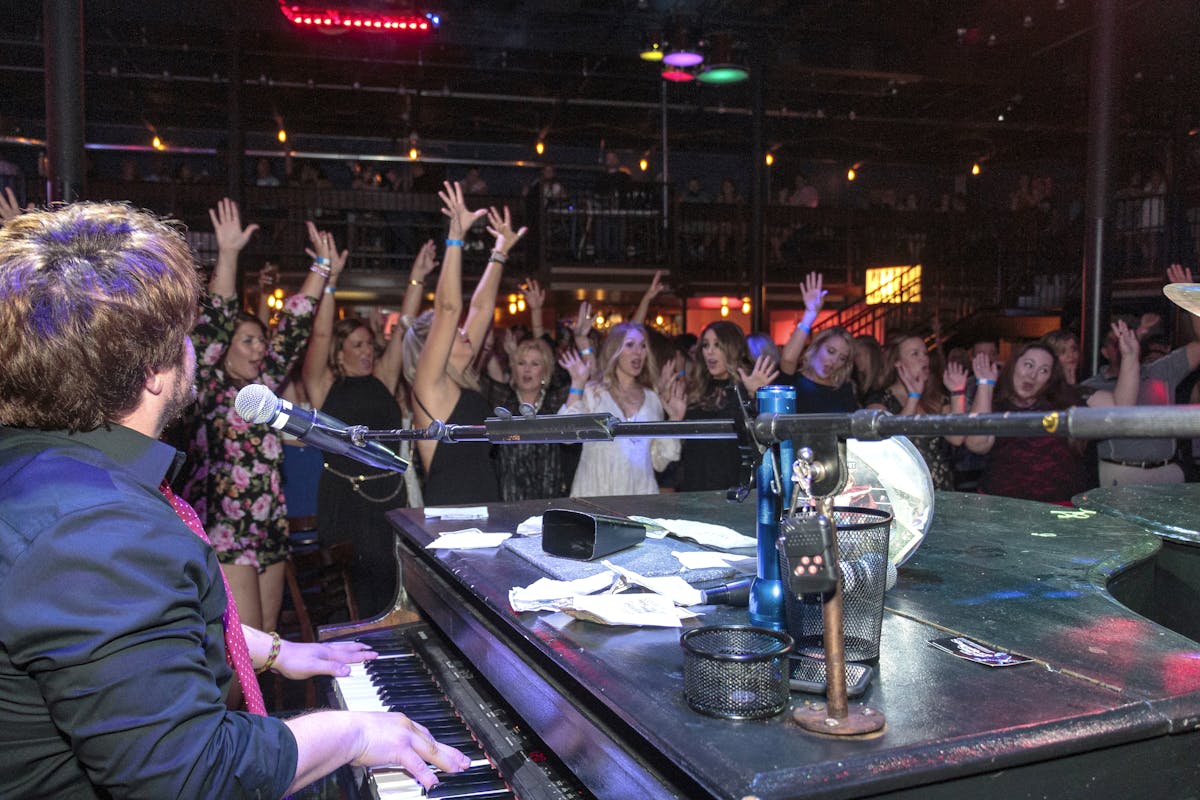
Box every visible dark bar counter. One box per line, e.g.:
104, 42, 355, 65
387, 490, 1200, 799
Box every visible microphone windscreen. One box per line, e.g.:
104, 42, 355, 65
234, 383, 278, 424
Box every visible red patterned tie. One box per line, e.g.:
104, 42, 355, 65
160, 481, 267, 716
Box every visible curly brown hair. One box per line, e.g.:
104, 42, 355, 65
0, 203, 200, 431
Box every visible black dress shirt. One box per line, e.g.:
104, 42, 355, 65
0, 424, 297, 799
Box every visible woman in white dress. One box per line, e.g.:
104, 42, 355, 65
559, 321, 686, 497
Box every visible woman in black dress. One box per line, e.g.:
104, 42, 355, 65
679, 321, 778, 492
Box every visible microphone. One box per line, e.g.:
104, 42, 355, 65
234, 384, 408, 473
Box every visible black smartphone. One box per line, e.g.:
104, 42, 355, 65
788, 655, 873, 698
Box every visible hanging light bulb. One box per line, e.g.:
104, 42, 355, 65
408, 146, 419, 160
765, 153, 775, 167
654, 314, 664, 326
971, 162, 982, 176
639, 157, 649, 172
151, 135, 164, 151
741, 297, 751, 315
277, 128, 287, 143
536, 140, 545, 155
847, 167, 857, 181
517, 297, 526, 312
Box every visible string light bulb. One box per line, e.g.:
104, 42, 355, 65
741, 297, 751, 315
847, 167, 856, 181
151, 135, 165, 151
536, 140, 545, 155
277, 128, 287, 143
408, 146, 419, 160
639, 158, 649, 172
765, 153, 774, 167
971, 162, 981, 176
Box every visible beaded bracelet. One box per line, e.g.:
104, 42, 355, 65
256, 632, 282, 674
977, 378, 996, 386
568, 387, 584, 396
488, 249, 508, 264
445, 238, 464, 248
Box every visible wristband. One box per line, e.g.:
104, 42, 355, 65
313, 256, 330, 266
580, 347, 594, 356
568, 387, 584, 396
409, 277, 423, 287
977, 378, 996, 386
488, 249, 508, 264
324, 285, 337, 295
797, 322, 812, 334
907, 392, 921, 399
309, 262, 330, 277
445, 238, 464, 248
256, 632, 282, 674
949, 389, 966, 397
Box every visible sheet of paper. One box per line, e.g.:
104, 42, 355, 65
649, 518, 757, 550
424, 506, 489, 520
425, 530, 511, 549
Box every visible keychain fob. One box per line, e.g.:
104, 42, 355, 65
779, 510, 839, 596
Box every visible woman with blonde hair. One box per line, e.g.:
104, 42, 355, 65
793, 326, 858, 412
559, 321, 685, 496
484, 334, 576, 500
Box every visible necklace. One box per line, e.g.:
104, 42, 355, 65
612, 382, 644, 419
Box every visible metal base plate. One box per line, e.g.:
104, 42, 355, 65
793, 701, 886, 736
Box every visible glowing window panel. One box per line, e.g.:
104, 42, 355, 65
865, 265, 922, 305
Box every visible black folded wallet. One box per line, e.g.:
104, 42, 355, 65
541, 508, 646, 561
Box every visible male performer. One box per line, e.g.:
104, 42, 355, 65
0, 203, 469, 798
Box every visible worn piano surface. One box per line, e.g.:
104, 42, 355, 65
326, 490, 1200, 799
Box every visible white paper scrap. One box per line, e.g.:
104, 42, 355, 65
602, 560, 704, 607
509, 573, 616, 612
515, 515, 543, 536
650, 518, 757, 550
672, 550, 756, 571
425, 530, 511, 549
424, 506, 489, 520
562, 593, 687, 628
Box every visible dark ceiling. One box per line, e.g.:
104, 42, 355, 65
2, 0, 1198, 169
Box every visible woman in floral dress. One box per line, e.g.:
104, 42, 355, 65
185, 199, 330, 632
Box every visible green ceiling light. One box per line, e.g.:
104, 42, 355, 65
697, 65, 748, 84
697, 33, 748, 84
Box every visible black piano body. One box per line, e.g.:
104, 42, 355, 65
324, 490, 1200, 799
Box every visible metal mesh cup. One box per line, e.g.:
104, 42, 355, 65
680, 625, 793, 719
779, 506, 892, 662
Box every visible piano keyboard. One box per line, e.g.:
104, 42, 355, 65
328, 624, 591, 800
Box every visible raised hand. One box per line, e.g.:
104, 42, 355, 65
438, 181, 487, 237
896, 361, 927, 398
972, 351, 999, 383
486, 205, 528, 253
209, 197, 259, 252
1168, 263, 1193, 284
1113, 319, 1140, 361
559, 349, 591, 386
943, 360, 968, 393
411, 239, 439, 282
646, 269, 667, 299
738, 355, 780, 394
572, 300, 595, 340
524, 278, 545, 311
662, 372, 687, 420
0, 186, 26, 222
801, 272, 827, 314
305, 221, 348, 282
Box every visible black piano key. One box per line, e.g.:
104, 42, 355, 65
425, 777, 511, 798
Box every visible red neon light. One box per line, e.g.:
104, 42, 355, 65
279, 2, 439, 34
